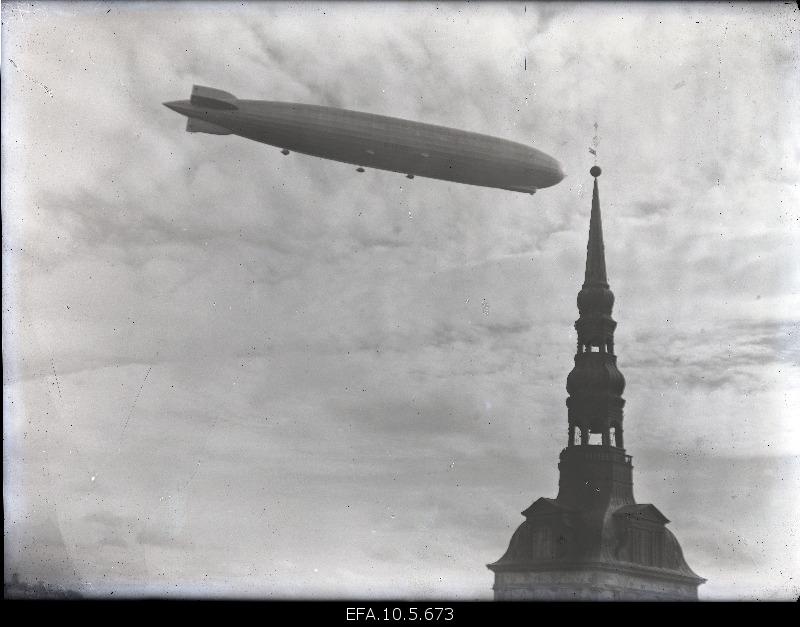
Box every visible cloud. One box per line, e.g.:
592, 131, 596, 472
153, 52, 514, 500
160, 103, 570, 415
2, 1, 798, 600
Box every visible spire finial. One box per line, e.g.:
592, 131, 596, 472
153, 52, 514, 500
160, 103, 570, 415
589, 121, 600, 165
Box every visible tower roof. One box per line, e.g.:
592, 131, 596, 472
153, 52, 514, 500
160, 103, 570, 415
584, 166, 608, 288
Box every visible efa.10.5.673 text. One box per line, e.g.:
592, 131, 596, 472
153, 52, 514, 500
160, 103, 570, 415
346, 607, 454, 621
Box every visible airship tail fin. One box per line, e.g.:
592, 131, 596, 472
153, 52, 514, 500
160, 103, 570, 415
186, 118, 232, 135
190, 85, 238, 110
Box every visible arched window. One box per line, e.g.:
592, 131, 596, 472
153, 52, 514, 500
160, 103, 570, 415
611, 423, 624, 448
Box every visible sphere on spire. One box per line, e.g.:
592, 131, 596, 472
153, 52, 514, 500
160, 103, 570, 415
590, 165, 602, 177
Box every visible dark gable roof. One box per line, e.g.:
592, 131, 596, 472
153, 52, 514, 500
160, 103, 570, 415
613, 503, 670, 525
521, 497, 576, 518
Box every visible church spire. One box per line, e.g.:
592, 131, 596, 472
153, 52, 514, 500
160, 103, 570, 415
566, 166, 626, 448
584, 166, 608, 288
488, 166, 706, 600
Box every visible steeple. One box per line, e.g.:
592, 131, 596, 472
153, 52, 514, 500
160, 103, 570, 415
487, 166, 705, 599
584, 166, 608, 287
566, 166, 626, 448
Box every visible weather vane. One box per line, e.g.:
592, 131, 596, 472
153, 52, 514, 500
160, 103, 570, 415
589, 121, 599, 164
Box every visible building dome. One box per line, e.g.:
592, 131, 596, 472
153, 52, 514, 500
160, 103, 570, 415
566, 358, 626, 398
577, 284, 614, 315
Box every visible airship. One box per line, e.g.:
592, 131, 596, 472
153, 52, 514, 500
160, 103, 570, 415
163, 85, 565, 194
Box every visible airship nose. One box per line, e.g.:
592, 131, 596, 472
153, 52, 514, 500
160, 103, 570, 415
553, 163, 566, 184
545, 157, 566, 187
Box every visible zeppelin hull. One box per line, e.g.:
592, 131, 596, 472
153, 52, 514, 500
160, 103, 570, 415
164, 87, 565, 194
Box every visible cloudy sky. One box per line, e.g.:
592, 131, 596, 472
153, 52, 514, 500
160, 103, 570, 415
2, 1, 798, 600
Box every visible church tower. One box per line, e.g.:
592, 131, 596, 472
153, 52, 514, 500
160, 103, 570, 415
487, 166, 705, 600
